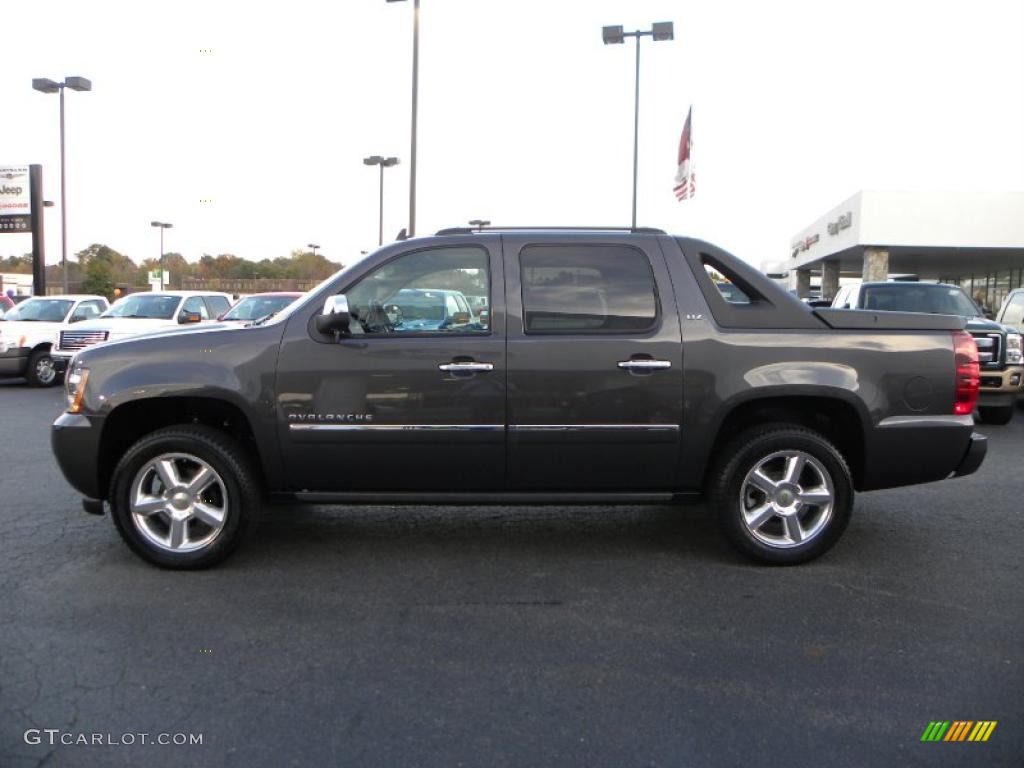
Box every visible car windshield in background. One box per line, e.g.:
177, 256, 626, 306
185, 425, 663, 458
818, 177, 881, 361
4, 298, 73, 322
862, 284, 982, 316
388, 289, 446, 322
222, 295, 297, 321
101, 294, 180, 320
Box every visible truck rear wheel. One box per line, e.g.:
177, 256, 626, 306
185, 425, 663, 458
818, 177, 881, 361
709, 424, 853, 565
109, 425, 259, 569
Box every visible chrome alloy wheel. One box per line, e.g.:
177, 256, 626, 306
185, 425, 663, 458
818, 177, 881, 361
35, 355, 56, 385
129, 453, 228, 553
739, 450, 834, 549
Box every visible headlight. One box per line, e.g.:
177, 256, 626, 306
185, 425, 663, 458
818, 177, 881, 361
1007, 333, 1022, 365
66, 364, 90, 414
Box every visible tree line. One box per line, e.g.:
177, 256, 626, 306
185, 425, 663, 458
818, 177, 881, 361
0, 246, 343, 297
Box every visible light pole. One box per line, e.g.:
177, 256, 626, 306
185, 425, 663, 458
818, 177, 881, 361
386, 0, 420, 237
150, 221, 172, 290
308, 243, 320, 258
32, 75, 92, 293
363, 156, 400, 246
468, 219, 490, 230
602, 22, 674, 229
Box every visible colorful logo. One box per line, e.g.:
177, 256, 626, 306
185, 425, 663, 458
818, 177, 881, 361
921, 721, 997, 742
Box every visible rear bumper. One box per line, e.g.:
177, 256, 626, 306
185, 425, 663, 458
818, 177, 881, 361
861, 414, 977, 491
952, 432, 987, 478
0, 347, 30, 376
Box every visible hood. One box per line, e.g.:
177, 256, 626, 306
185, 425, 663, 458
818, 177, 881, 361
965, 317, 1009, 334
67, 316, 183, 339
0, 319, 67, 340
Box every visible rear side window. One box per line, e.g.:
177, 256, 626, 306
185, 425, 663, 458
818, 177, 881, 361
520, 244, 658, 333
182, 296, 210, 319
705, 264, 751, 304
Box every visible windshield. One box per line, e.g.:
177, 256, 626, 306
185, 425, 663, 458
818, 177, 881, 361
386, 289, 447, 322
222, 295, 298, 321
101, 294, 180, 320
4, 298, 73, 322
861, 284, 982, 317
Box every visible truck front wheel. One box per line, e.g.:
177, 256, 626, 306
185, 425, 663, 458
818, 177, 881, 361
709, 424, 853, 565
26, 348, 59, 387
109, 425, 259, 569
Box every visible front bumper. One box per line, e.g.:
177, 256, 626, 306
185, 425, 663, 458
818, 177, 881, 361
0, 347, 30, 377
952, 432, 987, 478
52, 411, 105, 500
978, 365, 1023, 394
51, 350, 73, 373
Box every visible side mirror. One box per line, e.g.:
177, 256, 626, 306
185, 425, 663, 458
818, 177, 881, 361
315, 294, 351, 334
451, 312, 471, 325
179, 311, 202, 324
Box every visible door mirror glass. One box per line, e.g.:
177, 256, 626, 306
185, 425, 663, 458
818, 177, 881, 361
315, 294, 351, 334
179, 311, 202, 324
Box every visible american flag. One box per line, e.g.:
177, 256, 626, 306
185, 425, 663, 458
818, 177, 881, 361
673, 106, 695, 201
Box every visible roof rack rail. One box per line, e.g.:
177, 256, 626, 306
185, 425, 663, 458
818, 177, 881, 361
435, 225, 667, 236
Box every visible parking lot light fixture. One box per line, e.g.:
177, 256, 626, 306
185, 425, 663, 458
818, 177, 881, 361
32, 75, 93, 293
308, 243, 320, 257
150, 221, 173, 290
364, 155, 401, 246
601, 23, 674, 228
468, 219, 491, 230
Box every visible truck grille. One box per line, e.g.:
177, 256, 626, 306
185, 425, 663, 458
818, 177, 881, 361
971, 333, 1000, 366
59, 329, 109, 351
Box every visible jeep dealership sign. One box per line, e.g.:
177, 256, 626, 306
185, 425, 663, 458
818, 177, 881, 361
0, 165, 31, 232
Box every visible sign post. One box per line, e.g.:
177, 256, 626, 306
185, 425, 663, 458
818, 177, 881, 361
0, 164, 44, 296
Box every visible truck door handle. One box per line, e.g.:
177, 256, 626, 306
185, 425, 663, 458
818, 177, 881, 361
438, 361, 494, 373
617, 359, 672, 372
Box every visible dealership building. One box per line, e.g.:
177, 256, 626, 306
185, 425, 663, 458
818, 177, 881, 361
767, 190, 1024, 313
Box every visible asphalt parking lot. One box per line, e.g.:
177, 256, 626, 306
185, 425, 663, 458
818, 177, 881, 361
1, 380, 1021, 768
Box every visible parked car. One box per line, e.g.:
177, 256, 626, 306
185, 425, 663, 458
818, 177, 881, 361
995, 287, 1024, 405
219, 292, 302, 324
832, 281, 1023, 424
0, 295, 14, 319
51, 291, 233, 372
0, 295, 109, 386
52, 228, 986, 569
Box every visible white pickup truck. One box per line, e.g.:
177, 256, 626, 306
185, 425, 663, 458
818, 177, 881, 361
0, 295, 109, 386
51, 290, 233, 375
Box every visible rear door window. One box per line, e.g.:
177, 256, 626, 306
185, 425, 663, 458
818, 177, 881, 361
519, 244, 658, 333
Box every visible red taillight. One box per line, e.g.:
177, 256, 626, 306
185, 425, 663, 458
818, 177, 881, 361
952, 330, 979, 415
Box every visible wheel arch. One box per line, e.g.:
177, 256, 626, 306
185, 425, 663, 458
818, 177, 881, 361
98, 396, 264, 501
703, 392, 868, 491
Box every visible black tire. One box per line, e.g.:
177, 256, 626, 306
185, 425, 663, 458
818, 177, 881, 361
709, 424, 853, 565
978, 405, 1014, 425
109, 425, 260, 569
25, 348, 59, 387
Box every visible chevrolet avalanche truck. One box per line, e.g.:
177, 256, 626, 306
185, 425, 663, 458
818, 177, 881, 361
832, 281, 1023, 424
51, 228, 987, 569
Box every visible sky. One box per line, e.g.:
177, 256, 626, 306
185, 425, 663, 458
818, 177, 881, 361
3, 0, 1023, 271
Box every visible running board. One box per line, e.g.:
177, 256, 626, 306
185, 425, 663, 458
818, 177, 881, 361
279, 491, 698, 505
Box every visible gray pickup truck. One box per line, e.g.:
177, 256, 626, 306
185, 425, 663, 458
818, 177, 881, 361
52, 227, 987, 569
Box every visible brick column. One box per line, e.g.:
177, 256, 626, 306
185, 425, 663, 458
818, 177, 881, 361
795, 268, 812, 298
862, 247, 889, 282
821, 261, 840, 300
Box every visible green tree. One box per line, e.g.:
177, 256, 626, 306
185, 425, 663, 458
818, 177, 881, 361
76, 244, 138, 287
82, 258, 114, 298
